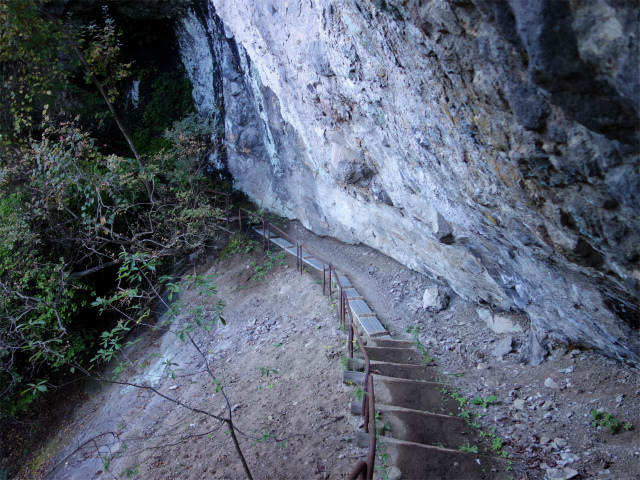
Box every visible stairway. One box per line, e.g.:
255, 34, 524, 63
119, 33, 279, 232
246, 219, 511, 479
252, 225, 389, 338
346, 337, 511, 479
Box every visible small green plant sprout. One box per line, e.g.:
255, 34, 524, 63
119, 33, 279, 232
469, 421, 482, 429
272, 342, 282, 348
451, 392, 467, 406
350, 385, 367, 402
492, 436, 505, 451
459, 443, 478, 453
624, 422, 634, 431
21, 380, 48, 397
251, 428, 276, 447
258, 366, 279, 378
591, 408, 623, 434
340, 357, 349, 371
471, 395, 498, 408
457, 409, 472, 419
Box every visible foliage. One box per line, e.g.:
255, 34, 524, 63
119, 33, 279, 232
591, 408, 623, 434
407, 326, 436, 365
459, 443, 478, 453
0, 117, 226, 415
0, 0, 68, 135
470, 395, 498, 409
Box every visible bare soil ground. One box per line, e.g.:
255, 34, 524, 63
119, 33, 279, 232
11, 218, 640, 480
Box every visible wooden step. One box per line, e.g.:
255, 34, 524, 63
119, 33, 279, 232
347, 358, 441, 382
365, 346, 421, 365
354, 434, 511, 479
370, 374, 454, 415
365, 338, 413, 349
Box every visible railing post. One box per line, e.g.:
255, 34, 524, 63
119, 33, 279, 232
225, 194, 229, 230
267, 223, 271, 252
322, 264, 326, 296
348, 321, 354, 359
366, 375, 376, 480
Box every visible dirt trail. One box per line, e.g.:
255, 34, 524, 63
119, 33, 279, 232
20, 219, 640, 479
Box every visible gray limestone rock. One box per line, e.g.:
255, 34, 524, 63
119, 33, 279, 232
422, 286, 451, 312
478, 309, 523, 334
492, 336, 514, 357
202, 0, 639, 365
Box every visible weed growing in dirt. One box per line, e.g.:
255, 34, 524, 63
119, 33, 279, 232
457, 409, 472, 419
350, 385, 366, 402
258, 367, 279, 378
340, 357, 349, 371
221, 234, 257, 259
459, 443, 478, 453
407, 326, 436, 364
471, 395, 498, 409
591, 409, 626, 434
492, 436, 505, 451
251, 251, 283, 281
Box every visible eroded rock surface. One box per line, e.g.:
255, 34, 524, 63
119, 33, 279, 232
209, 0, 639, 365
50, 0, 639, 365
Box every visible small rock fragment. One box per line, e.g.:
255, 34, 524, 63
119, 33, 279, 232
422, 286, 450, 312
491, 335, 514, 357
541, 400, 554, 411
513, 399, 525, 411
477, 362, 490, 370
546, 467, 579, 479
553, 438, 568, 449
544, 378, 559, 389
387, 466, 402, 480
477, 309, 523, 334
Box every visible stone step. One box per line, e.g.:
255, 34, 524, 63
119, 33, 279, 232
354, 434, 510, 479
343, 287, 362, 301
365, 346, 421, 365
267, 236, 294, 250
302, 256, 328, 272
365, 338, 413, 349
369, 374, 454, 415
347, 358, 440, 382
349, 299, 374, 318
350, 403, 478, 449
356, 316, 388, 337
251, 224, 390, 337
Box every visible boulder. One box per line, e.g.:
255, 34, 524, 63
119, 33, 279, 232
422, 286, 451, 312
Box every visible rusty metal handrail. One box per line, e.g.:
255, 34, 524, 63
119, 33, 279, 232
266, 223, 297, 249
366, 375, 376, 480
347, 460, 367, 480
298, 243, 327, 295
206, 189, 230, 229
225, 215, 378, 479
238, 208, 266, 250
351, 324, 371, 427
347, 374, 376, 480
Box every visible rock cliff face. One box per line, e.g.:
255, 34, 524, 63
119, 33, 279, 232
54, 0, 640, 366
208, 0, 639, 365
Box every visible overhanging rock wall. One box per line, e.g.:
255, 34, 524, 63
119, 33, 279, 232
210, 0, 639, 365
56, 0, 639, 365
